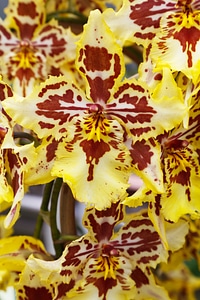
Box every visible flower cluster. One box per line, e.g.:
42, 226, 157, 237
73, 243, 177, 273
0, 0, 200, 299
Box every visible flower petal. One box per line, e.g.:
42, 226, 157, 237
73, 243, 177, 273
51, 121, 131, 209
0, 235, 51, 289
76, 9, 125, 103
103, 0, 178, 47
24, 136, 58, 186
150, 7, 200, 82
109, 68, 187, 141
3, 143, 37, 228
4, 0, 45, 40
3, 76, 87, 139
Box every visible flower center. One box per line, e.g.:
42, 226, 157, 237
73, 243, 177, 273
12, 40, 38, 68
84, 104, 110, 141
176, 0, 193, 13
96, 243, 119, 280
164, 137, 189, 151
161, 132, 189, 162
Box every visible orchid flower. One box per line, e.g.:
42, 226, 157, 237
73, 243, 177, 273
155, 86, 200, 222
14, 201, 187, 300
0, 0, 78, 96
126, 78, 200, 223
3, 10, 186, 209
104, 0, 200, 82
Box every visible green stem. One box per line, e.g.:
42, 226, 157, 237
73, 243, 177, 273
123, 45, 143, 66
14, 131, 40, 147
33, 181, 54, 239
46, 9, 88, 24
60, 183, 76, 245
50, 178, 63, 258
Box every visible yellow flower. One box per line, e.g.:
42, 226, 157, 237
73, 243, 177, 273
150, 0, 200, 82
0, 0, 77, 96
16, 202, 173, 300
104, 0, 200, 81
126, 70, 200, 222
3, 10, 186, 209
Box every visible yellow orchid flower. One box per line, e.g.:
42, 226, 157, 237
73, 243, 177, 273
104, 0, 200, 81
3, 10, 186, 209
150, 0, 200, 83
163, 217, 200, 269
126, 71, 200, 222
0, 0, 78, 96
15, 202, 172, 300
155, 218, 200, 300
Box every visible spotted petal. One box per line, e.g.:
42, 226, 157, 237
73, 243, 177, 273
24, 136, 58, 187
4, 0, 46, 40
0, 122, 14, 213
2, 76, 88, 139
0, 81, 38, 227
128, 137, 164, 199
3, 143, 37, 228
150, 4, 200, 82
103, 0, 178, 47
76, 9, 125, 103
104, 0, 200, 49
109, 67, 186, 141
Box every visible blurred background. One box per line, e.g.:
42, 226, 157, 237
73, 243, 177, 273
0, 0, 7, 19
